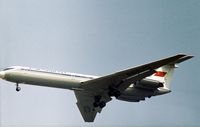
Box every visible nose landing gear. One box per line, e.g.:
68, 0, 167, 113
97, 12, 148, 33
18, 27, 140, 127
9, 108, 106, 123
16, 83, 21, 92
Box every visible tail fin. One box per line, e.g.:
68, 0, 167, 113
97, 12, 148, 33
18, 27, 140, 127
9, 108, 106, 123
150, 65, 175, 89
148, 55, 193, 89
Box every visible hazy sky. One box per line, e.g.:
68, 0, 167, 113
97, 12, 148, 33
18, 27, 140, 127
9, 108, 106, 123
0, 0, 200, 127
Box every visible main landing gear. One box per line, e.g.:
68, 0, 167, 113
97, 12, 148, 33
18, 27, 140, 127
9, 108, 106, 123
108, 86, 121, 98
16, 83, 21, 92
93, 96, 106, 109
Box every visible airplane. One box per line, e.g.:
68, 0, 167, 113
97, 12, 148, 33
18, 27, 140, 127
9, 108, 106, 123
0, 54, 193, 122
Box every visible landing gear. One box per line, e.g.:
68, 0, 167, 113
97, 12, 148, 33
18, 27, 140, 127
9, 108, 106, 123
99, 101, 106, 108
93, 101, 106, 108
108, 86, 121, 98
148, 96, 151, 98
16, 83, 21, 92
93, 96, 106, 108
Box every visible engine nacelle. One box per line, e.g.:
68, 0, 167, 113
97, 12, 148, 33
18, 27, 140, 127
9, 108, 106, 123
117, 95, 144, 102
135, 78, 163, 89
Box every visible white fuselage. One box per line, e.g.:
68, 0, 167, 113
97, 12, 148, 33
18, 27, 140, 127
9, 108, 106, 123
0, 66, 97, 90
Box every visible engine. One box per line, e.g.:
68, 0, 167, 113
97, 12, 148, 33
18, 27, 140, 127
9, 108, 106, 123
117, 95, 145, 102
134, 78, 163, 89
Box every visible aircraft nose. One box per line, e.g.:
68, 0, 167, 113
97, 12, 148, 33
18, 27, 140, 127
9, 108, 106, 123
0, 71, 5, 79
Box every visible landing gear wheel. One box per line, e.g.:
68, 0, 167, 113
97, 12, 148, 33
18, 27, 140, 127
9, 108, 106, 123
99, 101, 106, 108
16, 83, 21, 92
93, 102, 99, 107
108, 87, 121, 98
16, 87, 21, 92
93, 101, 106, 108
93, 95, 102, 107
94, 95, 101, 102
93, 96, 106, 108
114, 91, 121, 98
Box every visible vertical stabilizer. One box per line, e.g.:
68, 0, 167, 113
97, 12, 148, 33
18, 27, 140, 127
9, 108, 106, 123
149, 65, 176, 89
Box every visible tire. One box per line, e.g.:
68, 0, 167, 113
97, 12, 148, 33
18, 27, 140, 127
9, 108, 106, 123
99, 101, 106, 108
16, 87, 21, 92
93, 102, 99, 107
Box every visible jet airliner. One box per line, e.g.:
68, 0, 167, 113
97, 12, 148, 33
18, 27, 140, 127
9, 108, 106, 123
0, 54, 193, 122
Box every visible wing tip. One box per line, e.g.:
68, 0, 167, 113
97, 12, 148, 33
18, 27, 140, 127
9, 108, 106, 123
172, 53, 194, 64
176, 53, 194, 57
187, 55, 194, 58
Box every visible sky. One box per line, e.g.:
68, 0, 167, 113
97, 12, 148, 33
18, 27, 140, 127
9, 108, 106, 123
0, 0, 200, 127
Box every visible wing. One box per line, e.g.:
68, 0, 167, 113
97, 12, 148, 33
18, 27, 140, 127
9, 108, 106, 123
81, 54, 188, 92
75, 54, 191, 122
74, 91, 97, 122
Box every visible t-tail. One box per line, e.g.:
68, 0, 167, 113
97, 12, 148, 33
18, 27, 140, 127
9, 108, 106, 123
148, 54, 193, 90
